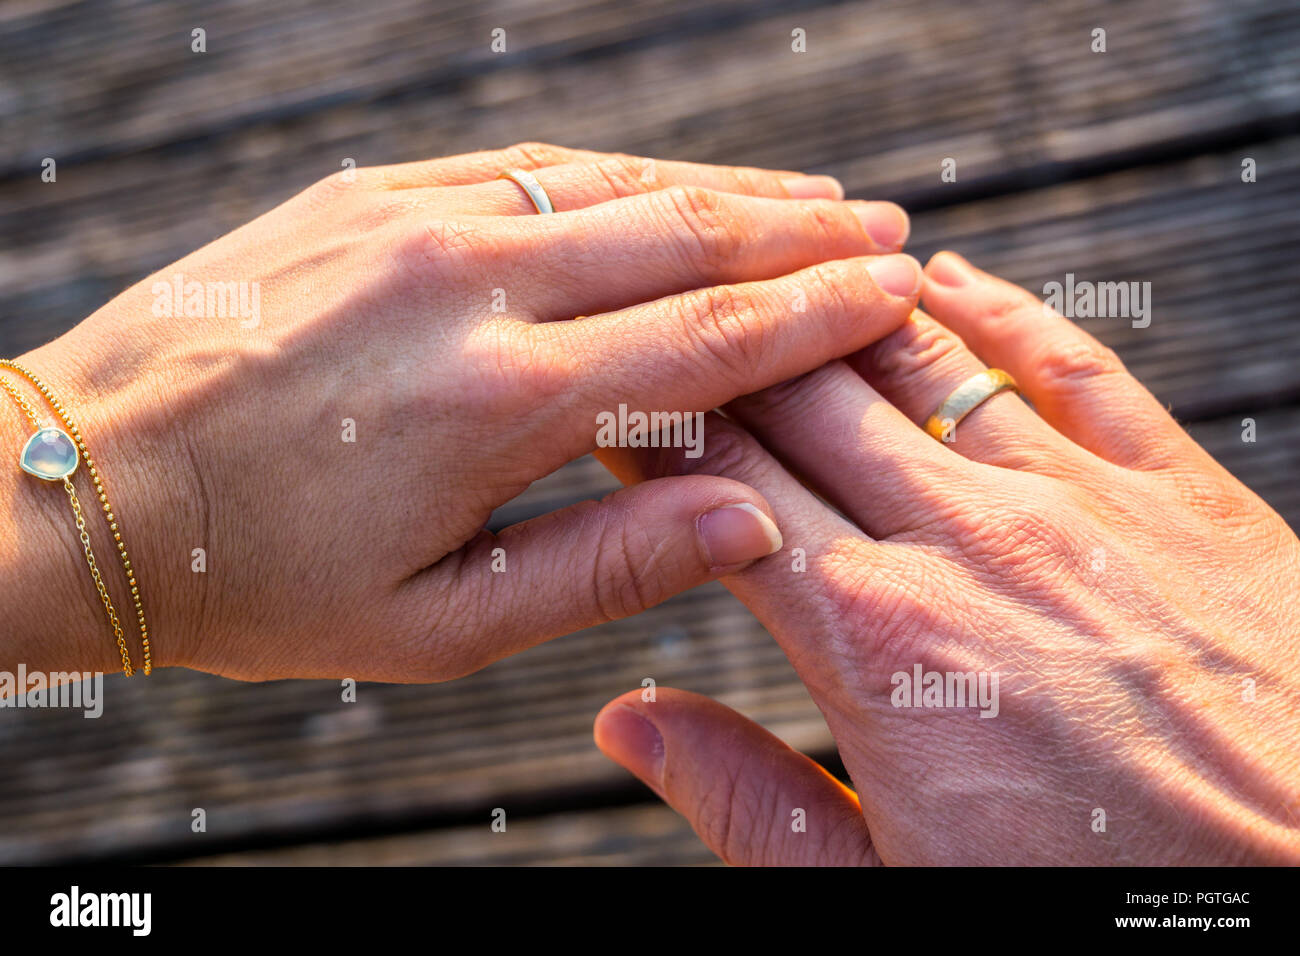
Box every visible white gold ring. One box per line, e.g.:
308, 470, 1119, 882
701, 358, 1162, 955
498, 168, 555, 214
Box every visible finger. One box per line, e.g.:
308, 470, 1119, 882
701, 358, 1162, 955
445, 154, 846, 216
365, 142, 600, 188
723, 358, 984, 538
393, 476, 783, 680
533, 254, 922, 461
365, 142, 833, 196
594, 413, 935, 687
594, 688, 879, 866
845, 309, 1085, 474
500, 186, 910, 321
922, 252, 1194, 470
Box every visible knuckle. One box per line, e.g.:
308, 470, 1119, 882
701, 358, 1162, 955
819, 548, 940, 668
677, 282, 769, 384
695, 768, 765, 865
980, 292, 1027, 322
675, 426, 756, 481
975, 292, 1042, 336
502, 141, 569, 170
954, 490, 1078, 576
352, 193, 426, 231
1167, 466, 1252, 525
741, 370, 821, 425
504, 334, 579, 403
461, 323, 578, 421
696, 782, 739, 862
589, 503, 659, 621
422, 219, 489, 262
389, 637, 463, 683
730, 166, 778, 196
801, 259, 860, 322
689, 735, 846, 866
396, 219, 500, 285
870, 313, 968, 391
1035, 339, 1125, 393
799, 199, 851, 248
388, 603, 472, 684
659, 184, 741, 275
590, 154, 652, 197
301, 168, 373, 214
1101, 636, 1185, 707
309, 168, 356, 198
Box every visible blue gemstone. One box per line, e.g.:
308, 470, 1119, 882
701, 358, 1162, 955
19, 427, 79, 480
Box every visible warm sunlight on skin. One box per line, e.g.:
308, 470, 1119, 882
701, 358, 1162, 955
0, 143, 919, 685
6, 141, 1295, 868
594, 255, 1300, 866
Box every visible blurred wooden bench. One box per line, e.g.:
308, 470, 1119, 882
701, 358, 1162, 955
1, 0, 1297, 865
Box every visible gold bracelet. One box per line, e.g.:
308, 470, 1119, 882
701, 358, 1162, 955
1, 361, 152, 676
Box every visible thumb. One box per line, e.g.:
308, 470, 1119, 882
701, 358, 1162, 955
594, 688, 879, 866
405, 476, 783, 679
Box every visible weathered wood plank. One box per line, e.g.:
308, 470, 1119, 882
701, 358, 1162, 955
179, 802, 718, 866
1, 0, 1297, 868
4, 0, 1299, 326
905, 140, 1300, 421
3, 135, 1298, 416
0, 580, 829, 863
4, 0, 1295, 184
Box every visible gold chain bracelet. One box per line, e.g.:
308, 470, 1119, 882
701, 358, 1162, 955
0, 361, 152, 676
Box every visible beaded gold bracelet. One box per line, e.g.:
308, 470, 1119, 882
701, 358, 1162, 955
1, 360, 152, 676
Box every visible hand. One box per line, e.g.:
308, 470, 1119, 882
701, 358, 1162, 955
0, 143, 922, 683
593, 252, 1300, 865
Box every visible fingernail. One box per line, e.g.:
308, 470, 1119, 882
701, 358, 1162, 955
598, 706, 665, 790
866, 254, 923, 298
852, 202, 910, 248
781, 174, 845, 200
927, 252, 973, 288
698, 502, 783, 569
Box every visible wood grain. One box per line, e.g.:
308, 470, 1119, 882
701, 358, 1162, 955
2, 401, 1295, 865
0, 0, 1296, 866
181, 802, 719, 866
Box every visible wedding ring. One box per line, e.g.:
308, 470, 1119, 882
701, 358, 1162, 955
498, 169, 555, 214
923, 369, 1019, 441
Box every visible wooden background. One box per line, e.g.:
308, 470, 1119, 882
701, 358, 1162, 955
0, 0, 1297, 865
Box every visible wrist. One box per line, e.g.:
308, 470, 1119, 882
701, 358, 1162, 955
3, 324, 204, 677
0, 383, 121, 678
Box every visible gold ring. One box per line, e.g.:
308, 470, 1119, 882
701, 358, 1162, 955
498, 168, 555, 214
923, 369, 1019, 442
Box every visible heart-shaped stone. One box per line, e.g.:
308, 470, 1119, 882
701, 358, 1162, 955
19, 427, 79, 481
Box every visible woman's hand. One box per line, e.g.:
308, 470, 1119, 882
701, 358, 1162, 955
594, 252, 1300, 865
1, 143, 923, 682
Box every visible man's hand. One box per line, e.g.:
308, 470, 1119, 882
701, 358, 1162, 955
594, 252, 1300, 865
